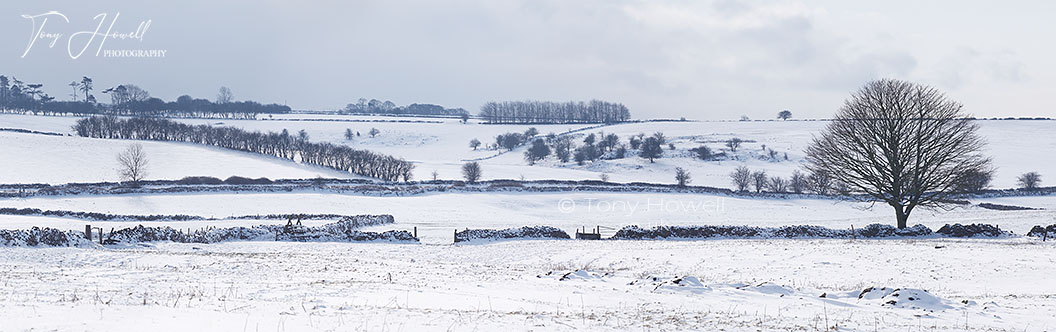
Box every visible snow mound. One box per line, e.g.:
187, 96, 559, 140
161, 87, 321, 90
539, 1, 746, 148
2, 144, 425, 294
857, 287, 953, 312
454, 226, 571, 243
633, 276, 712, 294
737, 282, 796, 296
559, 270, 605, 281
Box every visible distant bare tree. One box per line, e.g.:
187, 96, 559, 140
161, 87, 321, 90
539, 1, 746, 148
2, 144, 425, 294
725, 138, 743, 152
805, 79, 992, 228
789, 170, 808, 194
952, 168, 994, 193
751, 170, 768, 193
675, 167, 691, 187
807, 170, 834, 195
78, 76, 93, 102
553, 136, 574, 162
217, 86, 234, 104
469, 138, 481, 150
778, 110, 792, 120
768, 177, 788, 193
117, 143, 149, 183
462, 162, 482, 183
1018, 172, 1042, 189
431, 170, 440, 181
730, 166, 751, 192
344, 128, 355, 141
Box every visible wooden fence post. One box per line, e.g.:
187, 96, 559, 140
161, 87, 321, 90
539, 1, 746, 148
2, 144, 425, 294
85, 225, 92, 240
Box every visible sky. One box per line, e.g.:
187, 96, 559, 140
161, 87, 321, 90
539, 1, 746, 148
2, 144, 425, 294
1, 0, 1053, 120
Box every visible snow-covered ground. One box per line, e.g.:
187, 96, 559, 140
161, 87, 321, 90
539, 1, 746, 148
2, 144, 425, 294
2, 113, 1050, 189
0, 131, 356, 184
2, 191, 1053, 243
2, 112, 1054, 331
2, 239, 1054, 331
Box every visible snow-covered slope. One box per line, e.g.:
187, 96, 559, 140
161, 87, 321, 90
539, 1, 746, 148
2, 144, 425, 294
0, 131, 355, 184
2, 113, 1052, 189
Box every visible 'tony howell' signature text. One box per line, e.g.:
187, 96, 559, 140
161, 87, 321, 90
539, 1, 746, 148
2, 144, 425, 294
21, 11, 166, 59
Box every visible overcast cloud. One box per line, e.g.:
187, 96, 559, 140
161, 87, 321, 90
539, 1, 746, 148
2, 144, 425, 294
2, 0, 1052, 119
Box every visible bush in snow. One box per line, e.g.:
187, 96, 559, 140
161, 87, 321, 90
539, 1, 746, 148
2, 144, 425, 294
1027, 225, 1056, 238
674, 167, 691, 187
1017, 172, 1042, 189
177, 176, 224, 185
462, 162, 482, 183
224, 176, 273, 185
935, 223, 1008, 237
454, 226, 570, 243
639, 137, 663, 163
689, 145, 713, 160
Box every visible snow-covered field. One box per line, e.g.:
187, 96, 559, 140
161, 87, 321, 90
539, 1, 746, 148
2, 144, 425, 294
2, 113, 1051, 189
2, 113, 1054, 331
2, 239, 1054, 331
0, 131, 356, 184
2, 191, 1053, 244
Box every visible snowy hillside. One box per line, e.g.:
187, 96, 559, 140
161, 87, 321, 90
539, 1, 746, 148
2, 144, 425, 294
0, 131, 355, 184
2, 113, 1051, 189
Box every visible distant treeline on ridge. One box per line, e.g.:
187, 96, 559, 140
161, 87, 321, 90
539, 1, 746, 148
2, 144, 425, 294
341, 98, 468, 117
73, 116, 414, 181
478, 100, 631, 124
0, 74, 289, 119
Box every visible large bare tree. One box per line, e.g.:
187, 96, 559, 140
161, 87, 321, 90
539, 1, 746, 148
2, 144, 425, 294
117, 143, 149, 183
805, 79, 991, 228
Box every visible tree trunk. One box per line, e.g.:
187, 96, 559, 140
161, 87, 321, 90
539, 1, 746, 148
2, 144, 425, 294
893, 205, 908, 229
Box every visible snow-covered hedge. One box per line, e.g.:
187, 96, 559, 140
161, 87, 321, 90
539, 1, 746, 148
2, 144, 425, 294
454, 226, 571, 243
0, 227, 96, 247
610, 224, 933, 240
935, 223, 1010, 237
105, 215, 407, 244
0, 215, 408, 247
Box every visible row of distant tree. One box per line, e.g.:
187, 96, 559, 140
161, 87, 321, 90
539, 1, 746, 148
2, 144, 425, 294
0, 74, 289, 119
341, 98, 468, 117
478, 100, 631, 124
73, 116, 414, 181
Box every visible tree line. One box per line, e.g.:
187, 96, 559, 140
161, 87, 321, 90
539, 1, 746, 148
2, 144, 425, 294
73, 116, 414, 181
478, 100, 631, 124
0, 74, 289, 119
341, 98, 468, 117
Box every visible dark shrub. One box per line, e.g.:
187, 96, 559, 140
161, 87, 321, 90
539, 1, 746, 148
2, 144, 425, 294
177, 176, 224, 185
224, 176, 273, 184
1027, 225, 1056, 238
936, 223, 1008, 237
